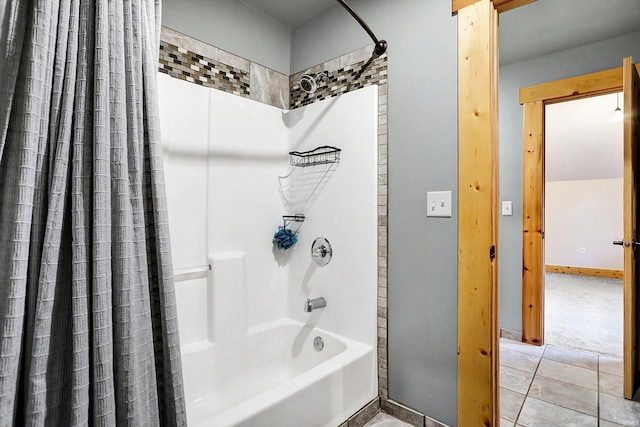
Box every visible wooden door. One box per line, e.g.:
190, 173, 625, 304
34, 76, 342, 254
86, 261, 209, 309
623, 57, 640, 399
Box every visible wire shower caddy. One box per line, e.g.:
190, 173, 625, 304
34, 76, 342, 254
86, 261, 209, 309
288, 146, 341, 167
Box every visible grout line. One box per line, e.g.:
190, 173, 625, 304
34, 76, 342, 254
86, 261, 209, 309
520, 344, 613, 424
501, 343, 546, 425
597, 355, 600, 426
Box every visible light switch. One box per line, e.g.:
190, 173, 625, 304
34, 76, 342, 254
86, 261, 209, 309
427, 191, 452, 218
502, 201, 513, 216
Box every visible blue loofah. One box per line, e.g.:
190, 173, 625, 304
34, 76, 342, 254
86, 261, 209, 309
273, 226, 298, 250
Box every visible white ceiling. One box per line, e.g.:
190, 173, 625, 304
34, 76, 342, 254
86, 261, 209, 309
238, 0, 335, 27
545, 93, 623, 182
499, 0, 640, 66
242, 0, 640, 65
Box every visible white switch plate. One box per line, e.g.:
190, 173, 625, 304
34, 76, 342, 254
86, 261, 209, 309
427, 191, 452, 217
502, 201, 513, 216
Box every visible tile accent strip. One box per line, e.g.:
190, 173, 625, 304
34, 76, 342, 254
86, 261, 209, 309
380, 399, 451, 427
346, 397, 381, 427
159, 41, 251, 97
377, 81, 388, 400
289, 47, 388, 110
159, 26, 289, 109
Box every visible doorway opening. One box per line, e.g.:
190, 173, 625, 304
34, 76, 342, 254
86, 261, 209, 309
544, 93, 624, 358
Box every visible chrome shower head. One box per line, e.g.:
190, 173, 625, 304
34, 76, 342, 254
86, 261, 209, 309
299, 72, 328, 94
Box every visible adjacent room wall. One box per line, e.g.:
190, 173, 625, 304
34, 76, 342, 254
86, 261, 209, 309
545, 178, 623, 271
293, 1, 459, 424
162, 0, 291, 74
499, 30, 640, 332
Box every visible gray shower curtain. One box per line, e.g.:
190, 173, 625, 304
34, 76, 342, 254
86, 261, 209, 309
0, 1, 186, 426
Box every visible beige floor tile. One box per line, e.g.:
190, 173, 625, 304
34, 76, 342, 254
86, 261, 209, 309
500, 339, 546, 358
527, 375, 597, 416
362, 412, 413, 427
499, 418, 514, 427
535, 358, 597, 391
500, 387, 525, 422
517, 397, 597, 426
600, 355, 623, 377
542, 345, 597, 370
600, 392, 640, 425
600, 371, 624, 397
501, 348, 541, 374
500, 365, 534, 395
599, 420, 624, 427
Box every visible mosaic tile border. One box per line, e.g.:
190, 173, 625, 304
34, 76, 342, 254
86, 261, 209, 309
159, 41, 251, 97
289, 46, 388, 110
156, 27, 390, 414
159, 27, 289, 109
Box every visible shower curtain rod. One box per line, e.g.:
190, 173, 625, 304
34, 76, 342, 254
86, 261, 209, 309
336, 0, 387, 55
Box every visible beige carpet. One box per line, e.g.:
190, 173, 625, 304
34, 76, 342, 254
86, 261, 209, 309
544, 272, 623, 357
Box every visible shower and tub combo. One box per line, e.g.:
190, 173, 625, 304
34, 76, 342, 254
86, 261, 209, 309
157, 1, 384, 425
158, 70, 379, 425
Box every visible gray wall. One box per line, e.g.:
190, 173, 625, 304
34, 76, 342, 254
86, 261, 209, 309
290, 3, 368, 73
499, 30, 640, 331
293, 1, 459, 425
162, 0, 291, 74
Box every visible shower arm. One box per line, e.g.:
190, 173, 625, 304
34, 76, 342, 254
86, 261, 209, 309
336, 0, 387, 56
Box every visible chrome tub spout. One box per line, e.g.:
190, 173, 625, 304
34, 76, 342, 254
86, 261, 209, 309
304, 297, 327, 312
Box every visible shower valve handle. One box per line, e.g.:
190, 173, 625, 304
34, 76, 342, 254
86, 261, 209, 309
314, 245, 328, 257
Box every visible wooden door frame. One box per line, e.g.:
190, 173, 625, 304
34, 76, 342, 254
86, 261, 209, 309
520, 67, 624, 348
454, 0, 535, 425
455, 0, 640, 420
520, 63, 640, 398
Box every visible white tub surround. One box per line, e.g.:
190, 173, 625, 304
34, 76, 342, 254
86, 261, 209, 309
159, 72, 378, 426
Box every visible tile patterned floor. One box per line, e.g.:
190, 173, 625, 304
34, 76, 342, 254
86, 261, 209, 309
500, 338, 640, 426
363, 412, 413, 427
360, 339, 639, 427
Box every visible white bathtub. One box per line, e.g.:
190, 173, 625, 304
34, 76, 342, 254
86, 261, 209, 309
181, 318, 376, 427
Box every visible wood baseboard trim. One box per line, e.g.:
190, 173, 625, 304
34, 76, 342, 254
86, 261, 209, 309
545, 264, 623, 279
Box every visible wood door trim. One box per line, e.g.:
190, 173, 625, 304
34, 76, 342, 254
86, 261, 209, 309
455, 0, 534, 423
457, 1, 501, 425
519, 65, 640, 105
520, 66, 633, 347
520, 68, 623, 104
453, 0, 535, 14
522, 100, 545, 345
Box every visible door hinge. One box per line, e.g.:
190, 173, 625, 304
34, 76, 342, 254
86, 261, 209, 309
490, 245, 496, 260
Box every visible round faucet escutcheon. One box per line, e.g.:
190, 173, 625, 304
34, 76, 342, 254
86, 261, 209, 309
311, 237, 332, 266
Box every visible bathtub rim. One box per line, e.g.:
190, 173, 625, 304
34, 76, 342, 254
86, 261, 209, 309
182, 317, 377, 427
